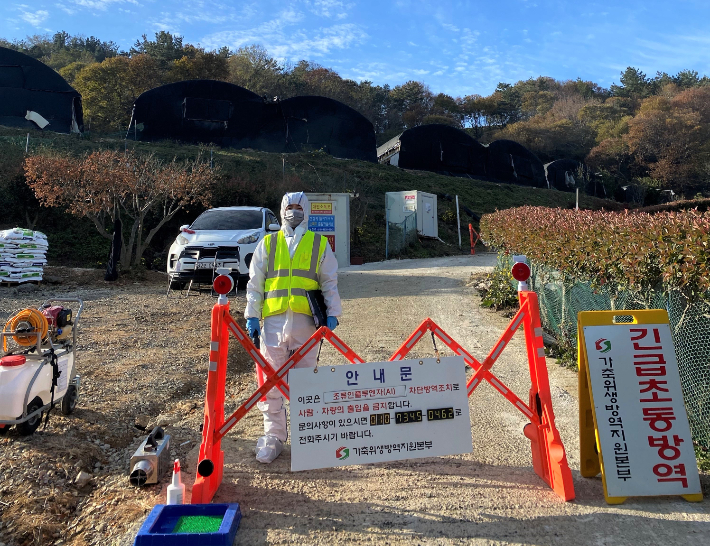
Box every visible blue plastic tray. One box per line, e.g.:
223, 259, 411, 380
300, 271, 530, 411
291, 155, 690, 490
133, 503, 241, 546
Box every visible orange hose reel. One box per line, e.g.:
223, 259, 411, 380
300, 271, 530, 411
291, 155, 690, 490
2, 308, 48, 352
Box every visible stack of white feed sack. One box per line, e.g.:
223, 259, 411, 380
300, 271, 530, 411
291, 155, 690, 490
0, 228, 48, 283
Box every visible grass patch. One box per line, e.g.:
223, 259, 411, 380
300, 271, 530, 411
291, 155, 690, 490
545, 339, 579, 371
0, 126, 621, 267
696, 443, 710, 473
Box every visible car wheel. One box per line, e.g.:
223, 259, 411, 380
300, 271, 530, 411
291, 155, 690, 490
0, 425, 10, 436
237, 277, 248, 290
16, 397, 44, 436
169, 280, 186, 290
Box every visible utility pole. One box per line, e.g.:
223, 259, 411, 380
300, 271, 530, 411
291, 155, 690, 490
455, 195, 462, 249
385, 195, 389, 260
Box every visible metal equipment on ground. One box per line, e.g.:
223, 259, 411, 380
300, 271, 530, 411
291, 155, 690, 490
0, 298, 83, 435
129, 427, 172, 487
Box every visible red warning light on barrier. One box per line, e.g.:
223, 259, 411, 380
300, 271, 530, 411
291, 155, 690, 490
511, 262, 531, 282
213, 275, 234, 295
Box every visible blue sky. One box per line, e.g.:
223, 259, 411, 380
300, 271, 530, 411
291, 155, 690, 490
2, 1, 710, 97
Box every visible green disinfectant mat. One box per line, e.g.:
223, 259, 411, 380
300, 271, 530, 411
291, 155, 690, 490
172, 515, 224, 534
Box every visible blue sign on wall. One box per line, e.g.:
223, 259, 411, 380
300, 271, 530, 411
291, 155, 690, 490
309, 215, 335, 232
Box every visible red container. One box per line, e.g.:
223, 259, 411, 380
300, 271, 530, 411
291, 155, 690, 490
0, 355, 26, 367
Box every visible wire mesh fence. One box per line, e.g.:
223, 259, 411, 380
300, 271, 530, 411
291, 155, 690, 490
386, 212, 418, 258
497, 252, 710, 449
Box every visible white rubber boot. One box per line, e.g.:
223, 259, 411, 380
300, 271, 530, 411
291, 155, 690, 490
255, 435, 284, 464
257, 395, 288, 441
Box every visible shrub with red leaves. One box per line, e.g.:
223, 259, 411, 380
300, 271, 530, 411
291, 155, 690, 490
481, 206, 710, 300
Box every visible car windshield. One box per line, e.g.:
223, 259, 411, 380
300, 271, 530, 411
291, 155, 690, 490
191, 210, 263, 230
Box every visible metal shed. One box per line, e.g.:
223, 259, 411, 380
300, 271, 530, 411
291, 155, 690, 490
386, 190, 438, 238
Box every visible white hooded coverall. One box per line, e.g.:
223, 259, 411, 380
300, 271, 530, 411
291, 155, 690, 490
245, 192, 342, 442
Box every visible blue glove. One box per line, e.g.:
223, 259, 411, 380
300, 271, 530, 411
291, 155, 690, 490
246, 317, 261, 338
326, 316, 339, 331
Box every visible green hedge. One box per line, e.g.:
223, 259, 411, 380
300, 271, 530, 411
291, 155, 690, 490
481, 206, 710, 300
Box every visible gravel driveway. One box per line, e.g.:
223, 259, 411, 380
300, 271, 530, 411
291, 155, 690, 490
203, 254, 710, 545
1, 257, 709, 546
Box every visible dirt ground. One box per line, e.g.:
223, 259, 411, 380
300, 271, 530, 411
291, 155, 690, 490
1, 256, 709, 546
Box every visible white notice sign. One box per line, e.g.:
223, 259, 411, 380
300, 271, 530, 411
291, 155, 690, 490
583, 324, 701, 497
289, 357, 472, 471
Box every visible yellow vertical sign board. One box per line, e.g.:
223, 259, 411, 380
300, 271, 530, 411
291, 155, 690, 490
578, 309, 702, 504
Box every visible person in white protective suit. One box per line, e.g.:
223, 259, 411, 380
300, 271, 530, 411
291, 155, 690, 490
244, 191, 342, 463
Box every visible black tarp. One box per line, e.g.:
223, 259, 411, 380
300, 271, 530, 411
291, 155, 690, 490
130, 80, 265, 148
544, 159, 582, 192
396, 124, 487, 176
486, 140, 546, 188
130, 82, 377, 162
277, 96, 376, 162
544, 158, 603, 196
0, 46, 83, 133
620, 184, 646, 204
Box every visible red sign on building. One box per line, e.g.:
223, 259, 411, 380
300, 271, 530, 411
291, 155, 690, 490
326, 235, 335, 252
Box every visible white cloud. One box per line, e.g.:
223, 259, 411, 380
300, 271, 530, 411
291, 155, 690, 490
150, 16, 182, 35
201, 5, 366, 62
630, 34, 710, 76
19, 9, 49, 27
460, 29, 479, 47
344, 59, 460, 88
270, 24, 367, 60
151, 10, 232, 35
276, 7, 305, 25
71, 0, 137, 11
307, 0, 351, 19
56, 3, 77, 15
147, 1, 262, 35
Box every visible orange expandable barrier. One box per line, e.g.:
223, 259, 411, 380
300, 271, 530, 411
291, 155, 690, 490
388, 289, 575, 501
468, 224, 481, 255
192, 281, 574, 503
191, 296, 365, 504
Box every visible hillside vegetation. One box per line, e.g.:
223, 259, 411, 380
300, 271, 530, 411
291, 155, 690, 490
3, 31, 710, 199
0, 127, 618, 269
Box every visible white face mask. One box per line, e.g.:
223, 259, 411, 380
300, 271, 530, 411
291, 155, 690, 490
284, 209, 304, 228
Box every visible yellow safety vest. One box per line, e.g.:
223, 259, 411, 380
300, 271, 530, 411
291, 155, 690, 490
262, 230, 327, 317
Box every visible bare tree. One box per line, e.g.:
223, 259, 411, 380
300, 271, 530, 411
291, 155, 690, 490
25, 150, 214, 269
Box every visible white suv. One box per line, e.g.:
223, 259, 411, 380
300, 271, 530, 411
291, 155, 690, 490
167, 206, 280, 290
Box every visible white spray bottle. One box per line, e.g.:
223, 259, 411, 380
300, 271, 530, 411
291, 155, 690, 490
166, 459, 185, 505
